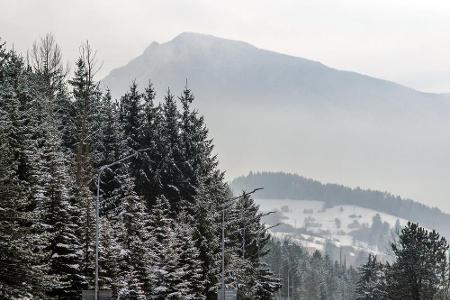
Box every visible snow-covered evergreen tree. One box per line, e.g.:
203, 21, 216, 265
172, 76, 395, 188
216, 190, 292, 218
39, 124, 84, 298
160, 89, 184, 212
386, 222, 449, 299
68, 45, 102, 288
110, 174, 150, 299
98, 216, 120, 294
173, 211, 205, 299
356, 254, 386, 300
0, 47, 39, 299
227, 192, 278, 298
147, 196, 181, 299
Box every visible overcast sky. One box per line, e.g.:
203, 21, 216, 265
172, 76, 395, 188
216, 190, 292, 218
1, 0, 450, 93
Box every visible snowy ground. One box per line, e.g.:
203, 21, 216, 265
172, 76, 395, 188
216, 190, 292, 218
256, 198, 410, 257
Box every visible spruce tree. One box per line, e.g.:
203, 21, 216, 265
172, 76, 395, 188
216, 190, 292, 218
229, 192, 277, 298
192, 183, 222, 298
356, 254, 386, 300
386, 222, 449, 299
110, 174, 150, 299
0, 47, 47, 298
98, 217, 120, 294
147, 195, 182, 299
98, 89, 126, 214
177, 86, 229, 297
173, 211, 205, 299
40, 124, 84, 298
68, 47, 102, 288
135, 81, 162, 208
160, 89, 184, 212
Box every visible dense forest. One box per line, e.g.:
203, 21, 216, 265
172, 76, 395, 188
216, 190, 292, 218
232, 171, 450, 238
0, 35, 279, 299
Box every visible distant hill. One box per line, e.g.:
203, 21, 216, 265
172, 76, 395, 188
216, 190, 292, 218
231, 171, 450, 239
101, 32, 450, 210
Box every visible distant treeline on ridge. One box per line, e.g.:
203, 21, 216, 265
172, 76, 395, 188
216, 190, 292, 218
231, 171, 450, 238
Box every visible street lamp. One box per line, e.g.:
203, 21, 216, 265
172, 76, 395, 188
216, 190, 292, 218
94, 148, 150, 300
278, 260, 299, 300
220, 187, 263, 300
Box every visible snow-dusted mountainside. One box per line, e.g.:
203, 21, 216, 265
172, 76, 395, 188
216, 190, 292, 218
256, 198, 407, 265
102, 32, 450, 210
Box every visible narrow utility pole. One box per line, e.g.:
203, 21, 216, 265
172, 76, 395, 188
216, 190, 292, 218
292, 274, 295, 300
278, 260, 296, 300
242, 209, 245, 260
287, 271, 290, 300
221, 205, 225, 300
278, 264, 282, 300
95, 174, 100, 300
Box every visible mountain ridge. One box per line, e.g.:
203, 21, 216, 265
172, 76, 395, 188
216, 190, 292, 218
103, 32, 446, 100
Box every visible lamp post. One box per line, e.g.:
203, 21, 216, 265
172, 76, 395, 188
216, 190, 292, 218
94, 148, 150, 300
278, 261, 297, 300
220, 187, 263, 300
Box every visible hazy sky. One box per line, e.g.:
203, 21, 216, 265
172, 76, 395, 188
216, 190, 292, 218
1, 0, 450, 93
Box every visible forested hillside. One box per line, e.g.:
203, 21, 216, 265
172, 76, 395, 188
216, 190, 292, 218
0, 35, 279, 299
232, 171, 450, 238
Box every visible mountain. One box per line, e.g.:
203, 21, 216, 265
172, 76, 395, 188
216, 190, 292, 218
101, 32, 450, 211
102, 32, 449, 113
231, 171, 450, 264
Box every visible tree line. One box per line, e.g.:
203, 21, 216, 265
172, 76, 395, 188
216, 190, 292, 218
265, 239, 359, 299
265, 221, 450, 299
0, 34, 279, 299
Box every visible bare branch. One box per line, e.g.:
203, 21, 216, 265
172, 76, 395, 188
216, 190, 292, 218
30, 33, 68, 93
79, 40, 102, 84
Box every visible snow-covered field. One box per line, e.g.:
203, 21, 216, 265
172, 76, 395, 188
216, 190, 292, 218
256, 198, 410, 256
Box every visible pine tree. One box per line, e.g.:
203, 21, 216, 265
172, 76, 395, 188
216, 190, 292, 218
98, 217, 120, 294
25, 35, 86, 297
110, 174, 150, 299
118, 81, 145, 193
173, 211, 205, 299
252, 261, 280, 299
68, 43, 102, 288
386, 222, 449, 299
98, 89, 126, 214
356, 254, 386, 300
147, 195, 182, 299
134, 81, 162, 208
192, 183, 222, 298
228, 192, 277, 298
0, 47, 47, 298
40, 124, 84, 298
160, 89, 184, 212
177, 86, 229, 297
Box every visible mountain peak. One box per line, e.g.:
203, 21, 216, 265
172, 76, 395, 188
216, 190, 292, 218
167, 32, 255, 50
171, 31, 210, 41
